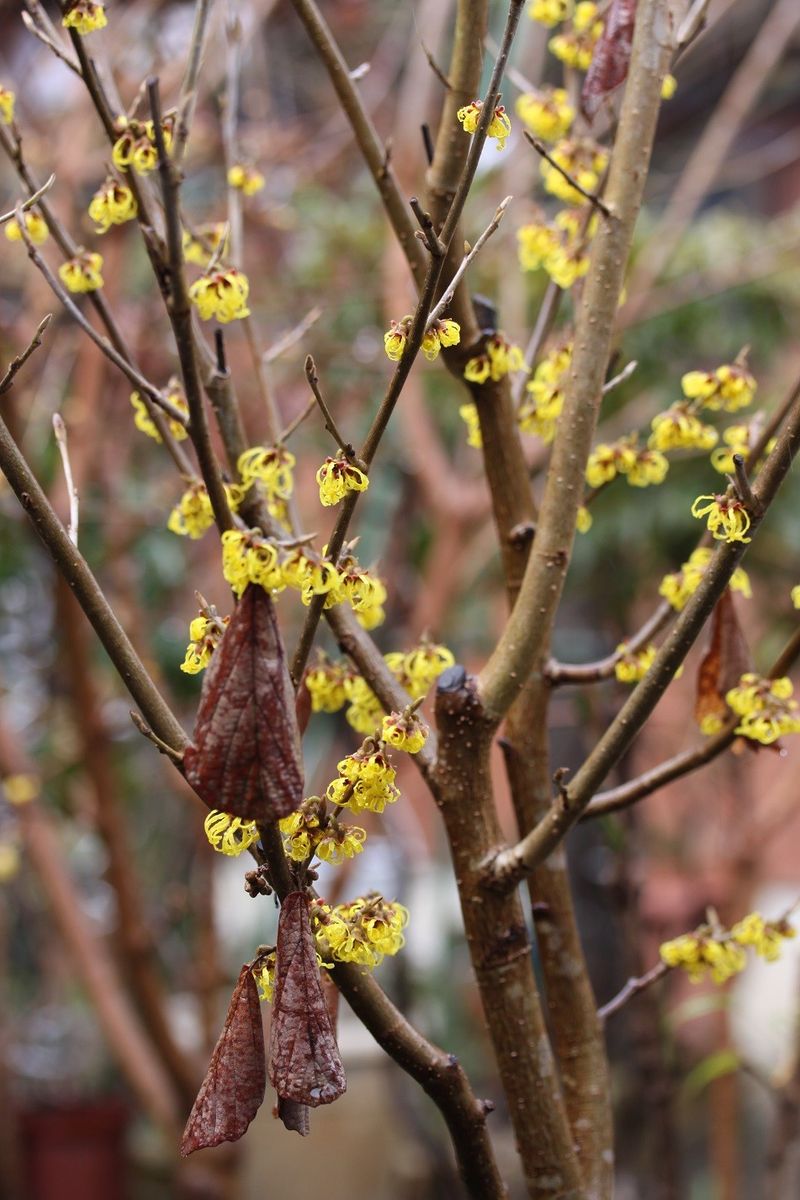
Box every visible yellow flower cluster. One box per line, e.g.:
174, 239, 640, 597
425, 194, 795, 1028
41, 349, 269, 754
515, 87, 574, 142
89, 177, 137, 233
112, 115, 174, 175
221, 530, 286, 596
394, 641, 456, 698
384, 315, 461, 363
168, 480, 245, 539
691, 493, 751, 543
181, 613, 228, 674
382, 710, 429, 755
227, 164, 265, 195
62, 1, 107, 35
659, 548, 751, 612
464, 333, 526, 384
327, 743, 400, 815
189, 268, 250, 323
518, 343, 572, 441
661, 912, 795, 983
313, 894, 409, 969
459, 402, 482, 448
279, 797, 366, 865
518, 209, 598, 289
305, 655, 349, 713
528, 0, 572, 26
682, 361, 756, 412
540, 137, 608, 206
5, 211, 49, 245
726, 674, 800, 745
316, 456, 369, 506
182, 223, 228, 267
586, 437, 669, 489
238, 444, 295, 525
456, 101, 512, 150
0, 87, 14, 125
203, 809, 260, 857
58, 250, 104, 293
710, 425, 774, 475
648, 405, 718, 453
343, 674, 384, 734
131, 378, 189, 443
549, 3, 604, 71
614, 643, 657, 684
337, 557, 388, 630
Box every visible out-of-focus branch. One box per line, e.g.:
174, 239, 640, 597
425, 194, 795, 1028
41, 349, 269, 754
597, 962, 670, 1024
174, 0, 215, 163
547, 601, 673, 684
0, 314, 51, 396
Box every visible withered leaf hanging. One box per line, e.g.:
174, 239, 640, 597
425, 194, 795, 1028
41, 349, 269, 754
269, 891, 347, 1108
181, 965, 266, 1156
581, 0, 638, 121
276, 1096, 310, 1137
694, 588, 751, 734
184, 584, 303, 821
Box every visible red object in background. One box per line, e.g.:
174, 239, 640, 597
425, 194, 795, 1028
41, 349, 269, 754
19, 1100, 129, 1200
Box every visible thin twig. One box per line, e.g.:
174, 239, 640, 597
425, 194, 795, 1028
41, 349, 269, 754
419, 38, 451, 89
52, 414, 79, 547
597, 962, 670, 1024
278, 396, 317, 444
11, 204, 188, 427
410, 196, 446, 257
0, 174, 56, 225
523, 132, 611, 217
263, 306, 323, 364
0, 314, 51, 396
427, 196, 512, 327
547, 601, 673, 685
303, 356, 358, 459
731, 452, 761, 515
602, 359, 638, 395
21, 2, 81, 75
174, 0, 215, 164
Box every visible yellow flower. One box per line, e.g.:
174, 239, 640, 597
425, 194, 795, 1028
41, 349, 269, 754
237, 444, 295, 498
403, 641, 455, 698
131, 378, 189, 443
188, 268, 250, 323
62, 1, 107, 35
459, 402, 482, 448
182, 223, 229, 267
88, 177, 137, 233
792, 585, 800, 610
316, 456, 369, 506
181, 612, 228, 675
227, 164, 265, 195
0, 87, 15, 125
456, 101, 512, 150
659, 547, 751, 611
384, 315, 411, 361
221, 528, 284, 597
517, 221, 559, 272
168, 480, 246, 540
5, 211, 49, 245
528, 0, 572, 26
681, 361, 757, 412
204, 809, 260, 856
726, 673, 800, 745
659, 930, 746, 985
710, 425, 751, 474
58, 250, 104, 293
648, 405, 719, 453
0, 843, 20, 884
549, 3, 604, 71
338, 561, 387, 629
576, 505, 592, 533
3, 774, 38, 805
626, 447, 669, 488
540, 137, 608, 206
112, 116, 174, 175
661, 74, 677, 100
515, 87, 574, 142
253, 952, 276, 1003
382, 711, 428, 755
328, 745, 400, 815
314, 894, 409, 968
585, 440, 637, 487
343, 674, 384, 735
691, 494, 752, 543
731, 912, 795, 961
464, 333, 525, 384
305, 656, 348, 714
614, 643, 657, 684
422, 318, 461, 362
279, 798, 366, 866
518, 343, 572, 441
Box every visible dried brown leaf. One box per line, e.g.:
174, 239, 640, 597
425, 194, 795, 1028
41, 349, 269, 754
581, 0, 638, 121
269, 891, 346, 1108
695, 589, 751, 731
181, 965, 266, 1155
275, 1096, 310, 1136
184, 585, 303, 820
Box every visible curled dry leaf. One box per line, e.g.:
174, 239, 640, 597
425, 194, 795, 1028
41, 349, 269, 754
269, 891, 347, 1108
695, 588, 751, 733
184, 584, 303, 820
581, 0, 638, 121
181, 965, 266, 1155
276, 1096, 311, 1136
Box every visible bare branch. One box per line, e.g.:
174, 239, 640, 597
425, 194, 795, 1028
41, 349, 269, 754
0, 173, 55, 225
597, 962, 670, 1024
427, 196, 512, 327
0, 313, 51, 396
523, 132, 610, 216
52, 414, 79, 547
